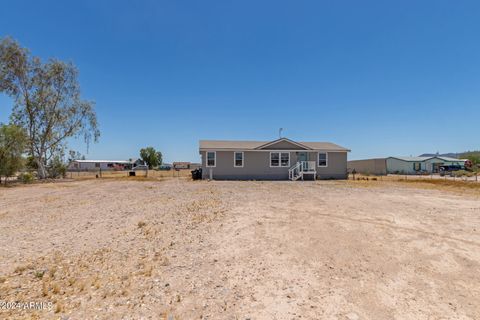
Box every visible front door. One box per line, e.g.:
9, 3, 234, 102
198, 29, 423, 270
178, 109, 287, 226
298, 152, 308, 162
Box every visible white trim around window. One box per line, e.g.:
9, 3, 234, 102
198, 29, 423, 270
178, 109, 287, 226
234, 151, 244, 167
206, 151, 216, 167
270, 152, 290, 167
318, 152, 328, 167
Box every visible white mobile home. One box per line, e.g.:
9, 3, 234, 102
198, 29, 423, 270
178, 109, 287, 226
386, 156, 464, 174
68, 160, 143, 171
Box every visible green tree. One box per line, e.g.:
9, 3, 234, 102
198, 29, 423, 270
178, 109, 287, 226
0, 37, 99, 179
466, 155, 480, 166
466, 155, 480, 173
67, 149, 84, 163
47, 155, 67, 179
0, 124, 27, 184
140, 147, 162, 169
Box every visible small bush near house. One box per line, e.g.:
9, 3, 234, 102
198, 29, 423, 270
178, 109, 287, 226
452, 170, 475, 178
47, 157, 67, 179
18, 172, 34, 183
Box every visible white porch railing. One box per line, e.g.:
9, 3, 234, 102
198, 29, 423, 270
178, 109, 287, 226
289, 161, 316, 180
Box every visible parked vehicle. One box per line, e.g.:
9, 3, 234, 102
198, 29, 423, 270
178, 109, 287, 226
439, 165, 462, 176
158, 164, 172, 171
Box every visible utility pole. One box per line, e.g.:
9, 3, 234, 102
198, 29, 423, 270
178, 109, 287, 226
279, 128, 284, 139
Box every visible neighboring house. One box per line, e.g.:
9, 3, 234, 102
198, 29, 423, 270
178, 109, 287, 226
68, 159, 147, 171
68, 160, 132, 170
173, 162, 191, 169
348, 158, 387, 175
190, 163, 202, 170
386, 156, 465, 174
199, 138, 350, 180
131, 158, 147, 168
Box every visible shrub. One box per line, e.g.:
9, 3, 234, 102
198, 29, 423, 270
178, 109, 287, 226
453, 170, 474, 178
18, 172, 34, 183
47, 157, 67, 179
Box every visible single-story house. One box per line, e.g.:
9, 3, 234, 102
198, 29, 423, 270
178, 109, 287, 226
199, 138, 350, 180
173, 162, 191, 169
68, 159, 146, 171
190, 163, 202, 170
386, 156, 465, 174
347, 158, 387, 175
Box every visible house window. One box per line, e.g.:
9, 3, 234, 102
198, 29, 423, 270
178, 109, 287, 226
280, 152, 290, 167
234, 152, 244, 167
270, 152, 290, 167
95, 162, 100, 168
318, 153, 328, 167
206, 152, 216, 167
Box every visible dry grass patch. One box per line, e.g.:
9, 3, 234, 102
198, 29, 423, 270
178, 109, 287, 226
394, 178, 480, 197
344, 177, 480, 196
0, 247, 164, 317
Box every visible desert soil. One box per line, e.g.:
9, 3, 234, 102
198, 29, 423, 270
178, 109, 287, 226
0, 179, 479, 319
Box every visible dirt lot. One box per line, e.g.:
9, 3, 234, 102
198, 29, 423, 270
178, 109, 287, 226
1, 179, 479, 319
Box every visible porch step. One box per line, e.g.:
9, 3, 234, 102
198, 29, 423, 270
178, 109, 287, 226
288, 161, 317, 181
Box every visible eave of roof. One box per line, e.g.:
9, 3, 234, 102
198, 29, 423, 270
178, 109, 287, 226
73, 160, 131, 163
388, 156, 464, 162
387, 156, 433, 162
254, 138, 312, 150
199, 139, 350, 152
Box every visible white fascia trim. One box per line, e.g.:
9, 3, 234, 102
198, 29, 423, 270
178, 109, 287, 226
255, 138, 312, 150
200, 149, 347, 152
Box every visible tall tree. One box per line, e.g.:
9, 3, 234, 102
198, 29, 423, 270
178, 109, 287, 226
0, 37, 99, 178
67, 149, 84, 163
140, 147, 162, 169
0, 124, 27, 184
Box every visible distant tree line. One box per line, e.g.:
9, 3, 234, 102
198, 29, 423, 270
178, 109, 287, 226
0, 37, 99, 183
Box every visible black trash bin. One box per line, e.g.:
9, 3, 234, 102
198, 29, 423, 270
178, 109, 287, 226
191, 168, 202, 180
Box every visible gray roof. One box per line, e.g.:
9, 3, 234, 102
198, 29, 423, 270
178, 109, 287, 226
388, 156, 432, 162
73, 160, 131, 163
435, 156, 462, 162
199, 139, 349, 151
388, 156, 463, 162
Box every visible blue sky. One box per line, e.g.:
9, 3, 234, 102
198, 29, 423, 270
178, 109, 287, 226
1, 0, 479, 162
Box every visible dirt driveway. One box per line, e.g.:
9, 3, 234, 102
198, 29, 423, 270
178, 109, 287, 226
1, 179, 479, 319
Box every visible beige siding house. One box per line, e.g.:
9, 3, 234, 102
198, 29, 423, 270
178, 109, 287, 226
348, 158, 387, 175
199, 138, 350, 180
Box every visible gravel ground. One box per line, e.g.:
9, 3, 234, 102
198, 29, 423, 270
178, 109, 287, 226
0, 179, 479, 319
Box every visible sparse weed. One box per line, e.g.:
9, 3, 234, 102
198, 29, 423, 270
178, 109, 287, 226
34, 270, 45, 279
